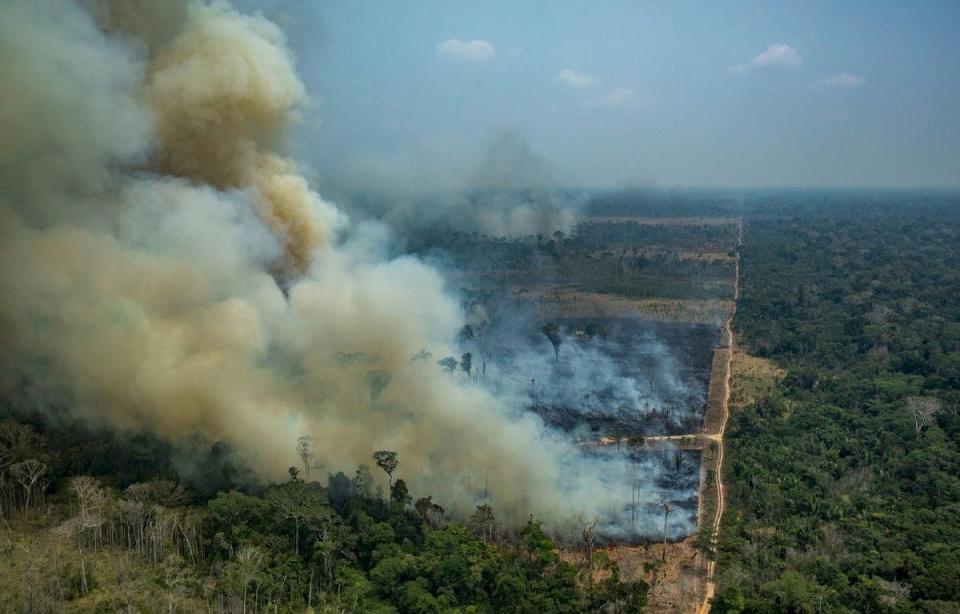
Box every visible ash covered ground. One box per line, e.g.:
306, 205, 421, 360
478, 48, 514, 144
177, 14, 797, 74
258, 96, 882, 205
528, 318, 717, 437
458, 309, 719, 540
472, 314, 718, 435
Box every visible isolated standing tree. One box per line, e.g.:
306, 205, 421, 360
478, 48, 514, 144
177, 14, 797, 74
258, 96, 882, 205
410, 348, 432, 363
469, 504, 497, 542
366, 370, 392, 402
661, 501, 672, 561
476, 321, 490, 377
438, 356, 459, 374
906, 396, 942, 433
390, 478, 412, 511
296, 435, 316, 480
10, 459, 46, 512
352, 464, 376, 498
574, 513, 599, 568
265, 481, 325, 556
373, 450, 399, 490
66, 476, 107, 594
461, 352, 473, 380
231, 545, 264, 614
458, 324, 474, 344
542, 323, 562, 361
460, 322, 491, 378
415, 496, 446, 527
162, 553, 198, 614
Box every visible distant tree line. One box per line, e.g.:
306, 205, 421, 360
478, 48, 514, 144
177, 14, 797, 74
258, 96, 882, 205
713, 200, 960, 612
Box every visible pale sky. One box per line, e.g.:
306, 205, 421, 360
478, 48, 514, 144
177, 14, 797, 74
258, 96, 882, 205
251, 1, 960, 189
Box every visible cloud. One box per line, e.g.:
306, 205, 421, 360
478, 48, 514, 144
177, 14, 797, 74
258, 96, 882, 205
754, 44, 801, 68
555, 68, 601, 88
437, 39, 495, 61
815, 72, 866, 89
730, 43, 801, 75
728, 63, 749, 76
583, 87, 640, 109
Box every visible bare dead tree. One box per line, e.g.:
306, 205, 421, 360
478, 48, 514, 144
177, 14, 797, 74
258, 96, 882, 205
0, 421, 46, 519
296, 435, 317, 480
469, 504, 497, 542
266, 483, 325, 556
415, 496, 447, 527
10, 459, 47, 513
661, 501, 672, 561
162, 553, 198, 614
865, 305, 895, 326
0, 421, 44, 471
56, 477, 107, 595
581, 515, 598, 570
476, 321, 490, 378
906, 396, 942, 433
234, 545, 264, 614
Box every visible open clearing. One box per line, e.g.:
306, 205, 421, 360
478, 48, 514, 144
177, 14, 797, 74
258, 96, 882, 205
439, 210, 744, 609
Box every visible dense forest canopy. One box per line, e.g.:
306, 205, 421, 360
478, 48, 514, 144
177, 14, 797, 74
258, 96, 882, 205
714, 194, 960, 612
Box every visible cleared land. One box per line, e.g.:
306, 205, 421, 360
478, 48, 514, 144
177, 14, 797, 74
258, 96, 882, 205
516, 285, 732, 325
436, 208, 743, 610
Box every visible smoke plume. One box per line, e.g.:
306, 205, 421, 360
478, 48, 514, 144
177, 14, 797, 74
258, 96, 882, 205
328, 132, 584, 244
0, 0, 685, 536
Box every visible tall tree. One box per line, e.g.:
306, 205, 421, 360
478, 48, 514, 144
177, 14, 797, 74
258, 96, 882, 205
9, 459, 46, 513
390, 478, 411, 511
541, 323, 562, 361
265, 481, 326, 556
372, 450, 399, 490
352, 464, 376, 499
469, 504, 497, 542
296, 435, 318, 480
438, 356, 458, 374
906, 396, 942, 433
458, 324, 474, 345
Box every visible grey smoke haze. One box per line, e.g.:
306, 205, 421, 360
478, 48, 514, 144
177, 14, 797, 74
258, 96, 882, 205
438, 300, 709, 538
0, 0, 689, 537
323, 131, 584, 242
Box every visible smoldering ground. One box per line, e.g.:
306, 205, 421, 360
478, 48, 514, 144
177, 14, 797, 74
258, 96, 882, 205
439, 298, 710, 538
0, 0, 696, 540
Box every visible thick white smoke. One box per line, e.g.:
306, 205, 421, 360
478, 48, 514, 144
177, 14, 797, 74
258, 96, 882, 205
0, 0, 682, 534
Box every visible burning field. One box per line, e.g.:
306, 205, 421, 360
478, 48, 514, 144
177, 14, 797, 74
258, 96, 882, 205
0, 0, 737, 548
523, 318, 717, 437
446, 299, 724, 541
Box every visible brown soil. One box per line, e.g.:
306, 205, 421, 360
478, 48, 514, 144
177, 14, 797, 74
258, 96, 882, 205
561, 537, 707, 613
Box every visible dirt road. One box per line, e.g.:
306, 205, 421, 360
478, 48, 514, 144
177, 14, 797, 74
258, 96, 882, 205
579, 218, 743, 613
695, 218, 742, 614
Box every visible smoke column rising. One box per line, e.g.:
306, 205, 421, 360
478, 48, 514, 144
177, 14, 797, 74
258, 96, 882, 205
0, 0, 685, 536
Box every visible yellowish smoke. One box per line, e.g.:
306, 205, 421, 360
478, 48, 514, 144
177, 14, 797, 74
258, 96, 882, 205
0, 0, 633, 526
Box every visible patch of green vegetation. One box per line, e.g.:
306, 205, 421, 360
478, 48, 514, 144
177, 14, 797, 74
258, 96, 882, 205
0, 419, 649, 613
714, 198, 960, 613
